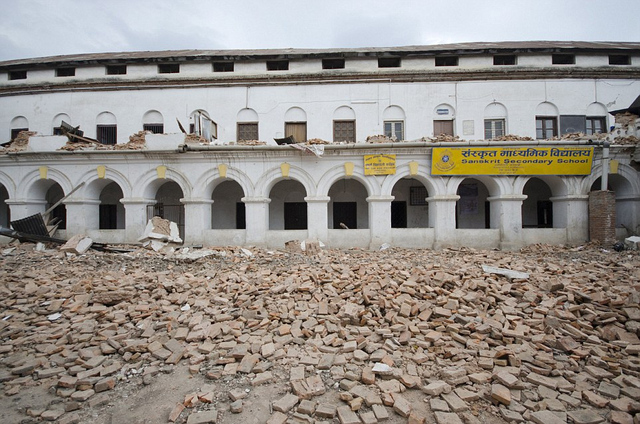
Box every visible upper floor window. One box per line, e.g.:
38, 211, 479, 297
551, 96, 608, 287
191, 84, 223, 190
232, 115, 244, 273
237, 123, 259, 141
8, 70, 27, 80
97, 125, 117, 145
10, 128, 28, 141
435, 56, 459, 67
56, 67, 76, 77
267, 60, 289, 71
213, 62, 234, 72
609, 54, 631, 65
552, 54, 575, 65
384, 121, 404, 140
493, 55, 516, 66
285, 122, 306, 143
106, 65, 127, 75
484, 119, 505, 139
323, 59, 345, 69
158, 64, 180, 74
333, 120, 356, 143
378, 57, 401, 68
586, 117, 606, 135
536, 116, 558, 139
143, 124, 164, 134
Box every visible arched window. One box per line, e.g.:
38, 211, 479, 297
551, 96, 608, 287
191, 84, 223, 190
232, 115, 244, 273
383, 106, 405, 140
535, 102, 559, 139
484, 103, 507, 139
284, 107, 307, 143
143, 110, 164, 134
10, 116, 29, 140
96, 112, 117, 144
333, 106, 356, 143
237, 108, 259, 142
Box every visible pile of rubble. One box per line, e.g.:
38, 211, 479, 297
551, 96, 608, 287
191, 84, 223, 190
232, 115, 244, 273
235, 139, 267, 146
1, 242, 640, 424
489, 135, 535, 142
1, 130, 35, 153
113, 131, 149, 150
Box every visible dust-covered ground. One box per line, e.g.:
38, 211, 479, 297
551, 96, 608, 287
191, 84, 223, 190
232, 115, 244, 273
1, 241, 639, 424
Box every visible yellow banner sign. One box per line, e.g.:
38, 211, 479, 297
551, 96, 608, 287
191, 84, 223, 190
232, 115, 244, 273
431, 147, 594, 175
364, 154, 396, 175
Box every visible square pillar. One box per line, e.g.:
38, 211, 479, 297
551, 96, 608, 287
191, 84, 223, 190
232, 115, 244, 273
243, 197, 270, 246
589, 190, 616, 244
428, 195, 459, 249
305, 196, 330, 242
63, 199, 101, 237
551, 195, 589, 244
488, 195, 527, 251
120, 198, 156, 243
367, 195, 394, 249
182, 198, 214, 245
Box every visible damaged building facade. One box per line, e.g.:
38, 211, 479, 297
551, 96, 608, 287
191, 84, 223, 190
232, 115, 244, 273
0, 41, 639, 249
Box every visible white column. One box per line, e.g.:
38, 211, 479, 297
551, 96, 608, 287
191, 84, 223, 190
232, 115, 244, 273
428, 195, 459, 249
551, 194, 589, 244
182, 198, 214, 245
305, 196, 330, 242
488, 194, 527, 250
120, 198, 156, 243
367, 195, 394, 249
243, 197, 270, 246
4, 199, 48, 221
63, 199, 101, 237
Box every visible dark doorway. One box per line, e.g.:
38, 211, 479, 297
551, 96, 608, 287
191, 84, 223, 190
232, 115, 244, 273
537, 201, 553, 228
284, 202, 307, 230
236, 202, 246, 229
391, 201, 407, 228
333, 202, 357, 229
99, 204, 118, 229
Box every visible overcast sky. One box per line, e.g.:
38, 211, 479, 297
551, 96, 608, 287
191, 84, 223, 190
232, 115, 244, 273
0, 0, 638, 62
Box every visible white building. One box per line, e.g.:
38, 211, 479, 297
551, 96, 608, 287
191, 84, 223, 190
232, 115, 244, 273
0, 41, 639, 249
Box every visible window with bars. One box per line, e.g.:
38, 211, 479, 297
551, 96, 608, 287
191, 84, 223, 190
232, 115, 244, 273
143, 123, 164, 134
106, 65, 127, 75
434, 120, 454, 136
213, 62, 234, 72
384, 121, 404, 140
435, 56, 459, 66
378, 57, 401, 68
9, 70, 26, 80
333, 120, 355, 142
536, 117, 558, 139
158, 63, 180, 74
493, 55, 516, 65
484, 119, 505, 139
586, 117, 606, 135
322, 58, 345, 69
56, 67, 75, 77
410, 186, 428, 206
552, 54, 575, 65
267, 60, 289, 71
97, 125, 117, 144
609, 54, 630, 65
237, 123, 259, 141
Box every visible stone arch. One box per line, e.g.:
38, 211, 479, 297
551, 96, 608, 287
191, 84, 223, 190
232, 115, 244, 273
0, 170, 16, 199
317, 164, 377, 198
255, 165, 316, 199
521, 177, 554, 228
96, 111, 117, 125
333, 106, 356, 120
587, 165, 640, 235
328, 179, 370, 229
536, 102, 559, 116
52, 113, 71, 133
19, 168, 73, 200
454, 177, 497, 229
143, 110, 163, 124
237, 108, 259, 122
135, 167, 192, 200
0, 183, 9, 228
212, 180, 246, 229
80, 168, 133, 200
284, 107, 307, 122
10, 116, 28, 129
383, 105, 405, 121
269, 180, 308, 230
195, 167, 254, 199
433, 103, 455, 118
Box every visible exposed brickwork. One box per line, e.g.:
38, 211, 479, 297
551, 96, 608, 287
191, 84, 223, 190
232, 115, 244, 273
589, 190, 616, 244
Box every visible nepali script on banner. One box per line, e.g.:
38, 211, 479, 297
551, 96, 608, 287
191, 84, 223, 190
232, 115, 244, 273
364, 154, 396, 175
431, 147, 594, 175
